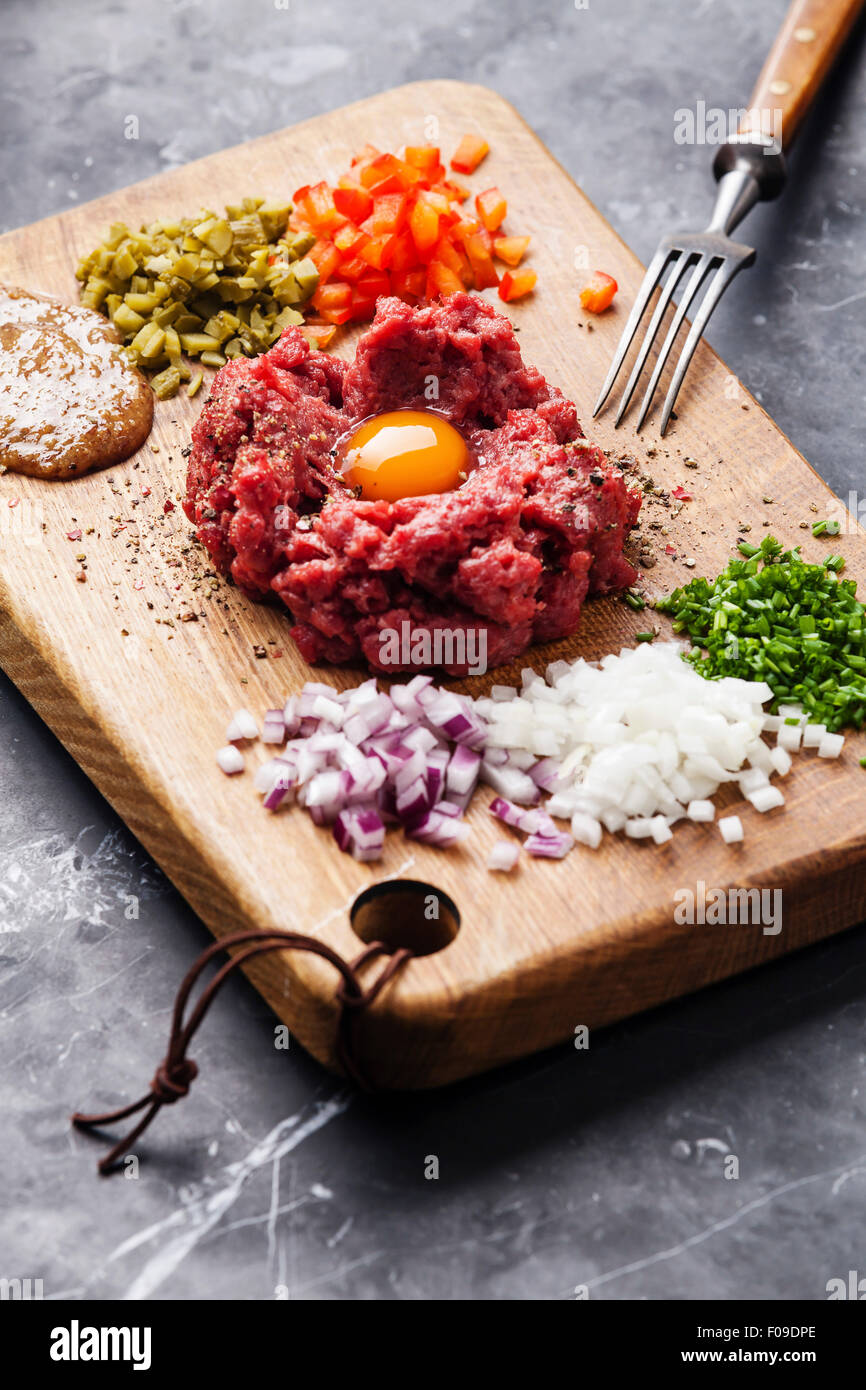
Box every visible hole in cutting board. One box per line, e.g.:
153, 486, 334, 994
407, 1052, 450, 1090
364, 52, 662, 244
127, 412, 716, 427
350, 880, 460, 957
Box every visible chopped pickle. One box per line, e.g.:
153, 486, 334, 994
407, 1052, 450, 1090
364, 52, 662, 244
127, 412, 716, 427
130, 322, 166, 359
187, 371, 204, 398
288, 231, 316, 259
179, 332, 221, 354
112, 302, 146, 335
76, 195, 321, 397
163, 326, 182, 361
151, 365, 182, 400
292, 257, 320, 297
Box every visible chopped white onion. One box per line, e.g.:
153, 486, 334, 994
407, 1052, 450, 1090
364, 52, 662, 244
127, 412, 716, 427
571, 812, 602, 849
217, 744, 245, 775
718, 815, 744, 844
802, 722, 827, 748
818, 732, 845, 759
747, 785, 785, 812
226, 709, 258, 742
487, 841, 520, 872
738, 767, 769, 795
481, 641, 795, 852
768, 745, 792, 777
777, 723, 802, 753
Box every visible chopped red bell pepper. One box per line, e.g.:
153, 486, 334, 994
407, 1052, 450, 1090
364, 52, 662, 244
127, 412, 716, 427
409, 195, 440, 255
580, 271, 618, 313
359, 233, 399, 270
461, 231, 499, 289
288, 131, 534, 325
307, 240, 342, 283
476, 187, 507, 232
427, 260, 464, 298
450, 133, 489, 174
333, 185, 374, 223
350, 143, 380, 167
298, 323, 337, 349
359, 153, 403, 189
391, 267, 427, 300
297, 180, 345, 235
498, 269, 537, 302
433, 236, 472, 285
333, 221, 369, 257
367, 191, 408, 235
437, 178, 470, 203
404, 146, 441, 172
355, 270, 391, 299
493, 235, 530, 266
389, 229, 419, 273
311, 281, 352, 313
338, 256, 373, 282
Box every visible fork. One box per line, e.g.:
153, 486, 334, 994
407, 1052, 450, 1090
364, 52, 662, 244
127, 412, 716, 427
594, 0, 865, 436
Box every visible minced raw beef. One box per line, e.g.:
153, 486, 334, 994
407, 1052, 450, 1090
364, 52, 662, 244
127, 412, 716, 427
183, 292, 641, 674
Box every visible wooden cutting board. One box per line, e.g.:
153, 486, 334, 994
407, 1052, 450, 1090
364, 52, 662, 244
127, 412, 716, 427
2, 80, 865, 1089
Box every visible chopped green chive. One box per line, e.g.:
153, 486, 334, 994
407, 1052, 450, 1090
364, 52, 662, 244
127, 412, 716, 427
655, 535, 866, 731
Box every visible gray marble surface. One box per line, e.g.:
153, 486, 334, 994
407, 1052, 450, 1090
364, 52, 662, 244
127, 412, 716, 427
1, 0, 865, 1301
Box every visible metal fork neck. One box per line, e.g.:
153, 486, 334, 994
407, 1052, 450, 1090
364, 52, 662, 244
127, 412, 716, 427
707, 167, 762, 235
709, 139, 787, 235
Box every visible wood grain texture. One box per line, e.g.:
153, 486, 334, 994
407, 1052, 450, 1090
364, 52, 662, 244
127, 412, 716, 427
741, 0, 865, 144
1, 80, 865, 1089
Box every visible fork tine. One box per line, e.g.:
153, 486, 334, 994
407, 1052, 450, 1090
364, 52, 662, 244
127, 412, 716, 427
613, 251, 699, 426
658, 259, 745, 436
592, 245, 674, 418
633, 255, 716, 432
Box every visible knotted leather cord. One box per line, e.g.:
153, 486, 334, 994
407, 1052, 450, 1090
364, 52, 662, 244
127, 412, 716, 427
71, 928, 412, 1175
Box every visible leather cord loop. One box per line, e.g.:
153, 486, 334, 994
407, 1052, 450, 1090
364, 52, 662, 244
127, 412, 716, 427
71, 928, 412, 1175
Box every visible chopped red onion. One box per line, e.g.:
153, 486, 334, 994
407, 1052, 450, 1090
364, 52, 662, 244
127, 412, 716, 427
396, 775, 431, 821
263, 775, 295, 811
283, 696, 300, 735
230, 674, 493, 861
311, 694, 345, 727
425, 747, 450, 803
333, 807, 385, 861
394, 748, 428, 792
405, 810, 470, 846
401, 725, 439, 755
524, 830, 574, 859
261, 709, 286, 744
489, 796, 525, 829
446, 745, 481, 797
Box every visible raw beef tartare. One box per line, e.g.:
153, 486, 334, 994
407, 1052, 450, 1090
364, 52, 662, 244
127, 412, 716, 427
184, 292, 641, 673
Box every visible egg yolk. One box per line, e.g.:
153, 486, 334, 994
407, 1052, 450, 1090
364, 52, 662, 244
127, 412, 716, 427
337, 409, 469, 502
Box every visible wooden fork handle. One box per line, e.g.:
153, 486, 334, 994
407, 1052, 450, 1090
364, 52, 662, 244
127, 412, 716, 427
740, 0, 865, 148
